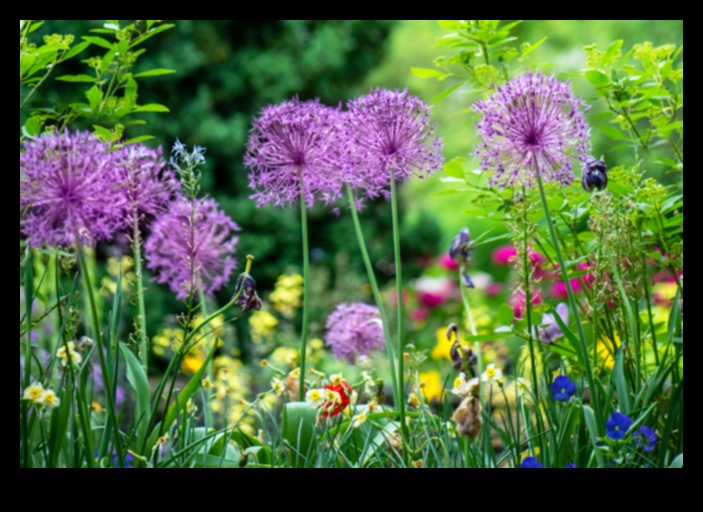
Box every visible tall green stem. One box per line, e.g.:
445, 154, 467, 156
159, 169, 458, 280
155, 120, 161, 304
77, 242, 125, 467
298, 188, 311, 402
199, 289, 215, 427
459, 281, 482, 379
21, 247, 33, 468
132, 217, 149, 371
390, 173, 410, 463
346, 185, 399, 407
534, 168, 601, 430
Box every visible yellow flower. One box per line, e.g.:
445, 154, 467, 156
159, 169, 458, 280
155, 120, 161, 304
23, 382, 45, 404
57, 342, 82, 368
249, 310, 279, 344
181, 353, 205, 375
40, 389, 61, 409
431, 328, 457, 361
418, 371, 444, 403
652, 282, 679, 303
271, 378, 285, 397
408, 393, 421, 408
271, 347, 298, 367
330, 373, 344, 386
520, 447, 541, 463
306, 389, 325, 408
597, 333, 621, 371
352, 411, 368, 429
270, 274, 304, 319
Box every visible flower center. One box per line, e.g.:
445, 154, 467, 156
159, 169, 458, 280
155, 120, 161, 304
44, 393, 55, 404
487, 368, 495, 379
310, 391, 321, 401
561, 388, 566, 395
614, 426, 620, 431
30, 388, 42, 399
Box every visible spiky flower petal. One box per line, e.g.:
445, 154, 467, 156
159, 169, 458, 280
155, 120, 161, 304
324, 303, 385, 364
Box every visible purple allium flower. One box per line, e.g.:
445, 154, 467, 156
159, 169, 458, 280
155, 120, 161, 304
473, 72, 591, 189
344, 89, 443, 203
551, 375, 577, 402
324, 303, 385, 364
634, 426, 657, 452
606, 412, 633, 440
533, 303, 570, 344
114, 143, 178, 226
244, 97, 344, 208
145, 198, 240, 301
20, 131, 125, 247
519, 456, 544, 468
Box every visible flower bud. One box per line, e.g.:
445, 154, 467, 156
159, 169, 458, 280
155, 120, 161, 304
234, 273, 263, 312
449, 228, 473, 264
582, 159, 608, 192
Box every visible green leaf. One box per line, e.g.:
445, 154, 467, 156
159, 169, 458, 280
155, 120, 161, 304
497, 303, 515, 326
56, 74, 95, 83
613, 350, 631, 415
133, 103, 170, 113
599, 124, 629, 141
82, 36, 114, 50
24, 117, 41, 137
411, 67, 445, 79
670, 454, 683, 468
133, 68, 176, 78
444, 157, 466, 179
520, 37, 547, 60
119, 344, 151, 447
283, 402, 318, 468
62, 41, 90, 61
433, 82, 464, 103
86, 86, 102, 111
92, 125, 113, 141
117, 136, 155, 148
585, 70, 609, 87
582, 405, 604, 466
437, 20, 462, 30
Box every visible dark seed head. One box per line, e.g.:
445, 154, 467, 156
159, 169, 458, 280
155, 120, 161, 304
234, 274, 263, 312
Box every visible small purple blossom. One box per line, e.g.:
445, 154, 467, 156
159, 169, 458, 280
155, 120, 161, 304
145, 198, 240, 301
634, 426, 657, 452
344, 89, 443, 203
114, 143, 178, 226
324, 303, 385, 364
565, 462, 577, 468
473, 72, 591, 189
20, 131, 125, 247
606, 412, 633, 440
533, 303, 570, 344
551, 375, 577, 402
244, 97, 344, 208
519, 457, 544, 468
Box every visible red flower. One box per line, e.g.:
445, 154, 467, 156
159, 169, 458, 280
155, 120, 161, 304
321, 381, 353, 418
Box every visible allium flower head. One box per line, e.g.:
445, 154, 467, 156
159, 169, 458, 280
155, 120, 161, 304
324, 303, 385, 364
473, 72, 591, 189
145, 198, 240, 301
114, 143, 177, 224
606, 412, 633, 440
345, 89, 443, 202
244, 97, 344, 208
551, 375, 577, 402
20, 130, 124, 247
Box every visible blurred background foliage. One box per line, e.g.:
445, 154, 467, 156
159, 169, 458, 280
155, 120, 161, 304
23, 20, 682, 352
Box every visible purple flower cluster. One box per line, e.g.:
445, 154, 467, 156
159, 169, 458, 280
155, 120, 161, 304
324, 303, 385, 363
344, 89, 443, 202
145, 198, 240, 301
244, 90, 443, 209
244, 98, 344, 208
114, 143, 178, 225
473, 72, 591, 189
20, 131, 125, 247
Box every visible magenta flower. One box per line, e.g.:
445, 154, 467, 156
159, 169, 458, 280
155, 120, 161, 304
20, 131, 125, 247
324, 303, 385, 364
145, 198, 240, 301
114, 143, 178, 226
473, 72, 591, 189
244, 97, 344, 208
492, 245, 518, 266
550, 263, 594, 300
439, 254, 461, 271
344, 89, 443, 203
509, 289, 543, 320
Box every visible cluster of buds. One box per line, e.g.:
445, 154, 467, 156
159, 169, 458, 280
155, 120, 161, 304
448, 228, 476, 289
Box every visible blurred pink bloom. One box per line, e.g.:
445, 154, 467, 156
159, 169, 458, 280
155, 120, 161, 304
391, 290, 409, 307
485, 283, 503, 297
410, 309, 430, 322
510, 290, 543, 320
550, 263, 594, 300
439, 253, 461, 271
493, 245, 517, 266
493, 245, 548, 280
415, 277, 455, 310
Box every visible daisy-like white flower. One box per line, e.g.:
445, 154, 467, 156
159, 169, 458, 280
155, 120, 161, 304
481, 364, 503, 385
40, 389, 61, 409
57, 342, 82, 368
306, 389, 325, 409
271, 378, 285, 397
516, 378, 531, 397
352, 410, 368, 429
451, 373, 480, 399
23, 382, 45, 404
329, 373, 344, 386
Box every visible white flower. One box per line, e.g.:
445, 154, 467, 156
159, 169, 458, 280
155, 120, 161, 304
57, 341, 82, 368
23, 382, 45, 404
305, 389, 325, 409
352, 410, 368, 429
330, 373, 344, 386
481, 364, 503, 385
515, 378, 531, 397
451, 373, 479, 398
271, 378, 285, 397
40, 389, 61, 409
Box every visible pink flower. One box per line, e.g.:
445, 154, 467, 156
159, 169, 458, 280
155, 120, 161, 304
439, 254, 461, 271
550, 263, 594, 300
493, 245, 517, 266
410, 309, 430, 322
415, 277, 455, 310
510, 290, 543, 320
485, 283, 503, 297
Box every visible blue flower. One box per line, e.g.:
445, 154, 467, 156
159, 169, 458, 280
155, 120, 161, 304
551, 375, 577, 402
520, 456, 544, 468
606, 412, 632, 440
634, 426, 657, 452
111, 453, 135, 469
565, 463, 576, 468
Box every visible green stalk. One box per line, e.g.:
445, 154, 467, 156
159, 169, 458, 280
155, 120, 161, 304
534, 169, 601, 430
345, 184, 399, 408
520, 205, 540, 404
132, 216, 149, 371
77, 242, 125, 468
21, 246, 33, 468
459, 281, 483, 379
199, 289, 215, 427
390, 173, 410, 465
298, 187, 311, 402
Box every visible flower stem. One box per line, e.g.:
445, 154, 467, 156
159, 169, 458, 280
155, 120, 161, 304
298, 188, 311, 402
132, 217, 149, 372
390, 173, 410, 465
534, 169, 601, 430
77, 241, 125, 468
199, 289, 215, 427
346, 184, 399, 408
459, 279, 483, 378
